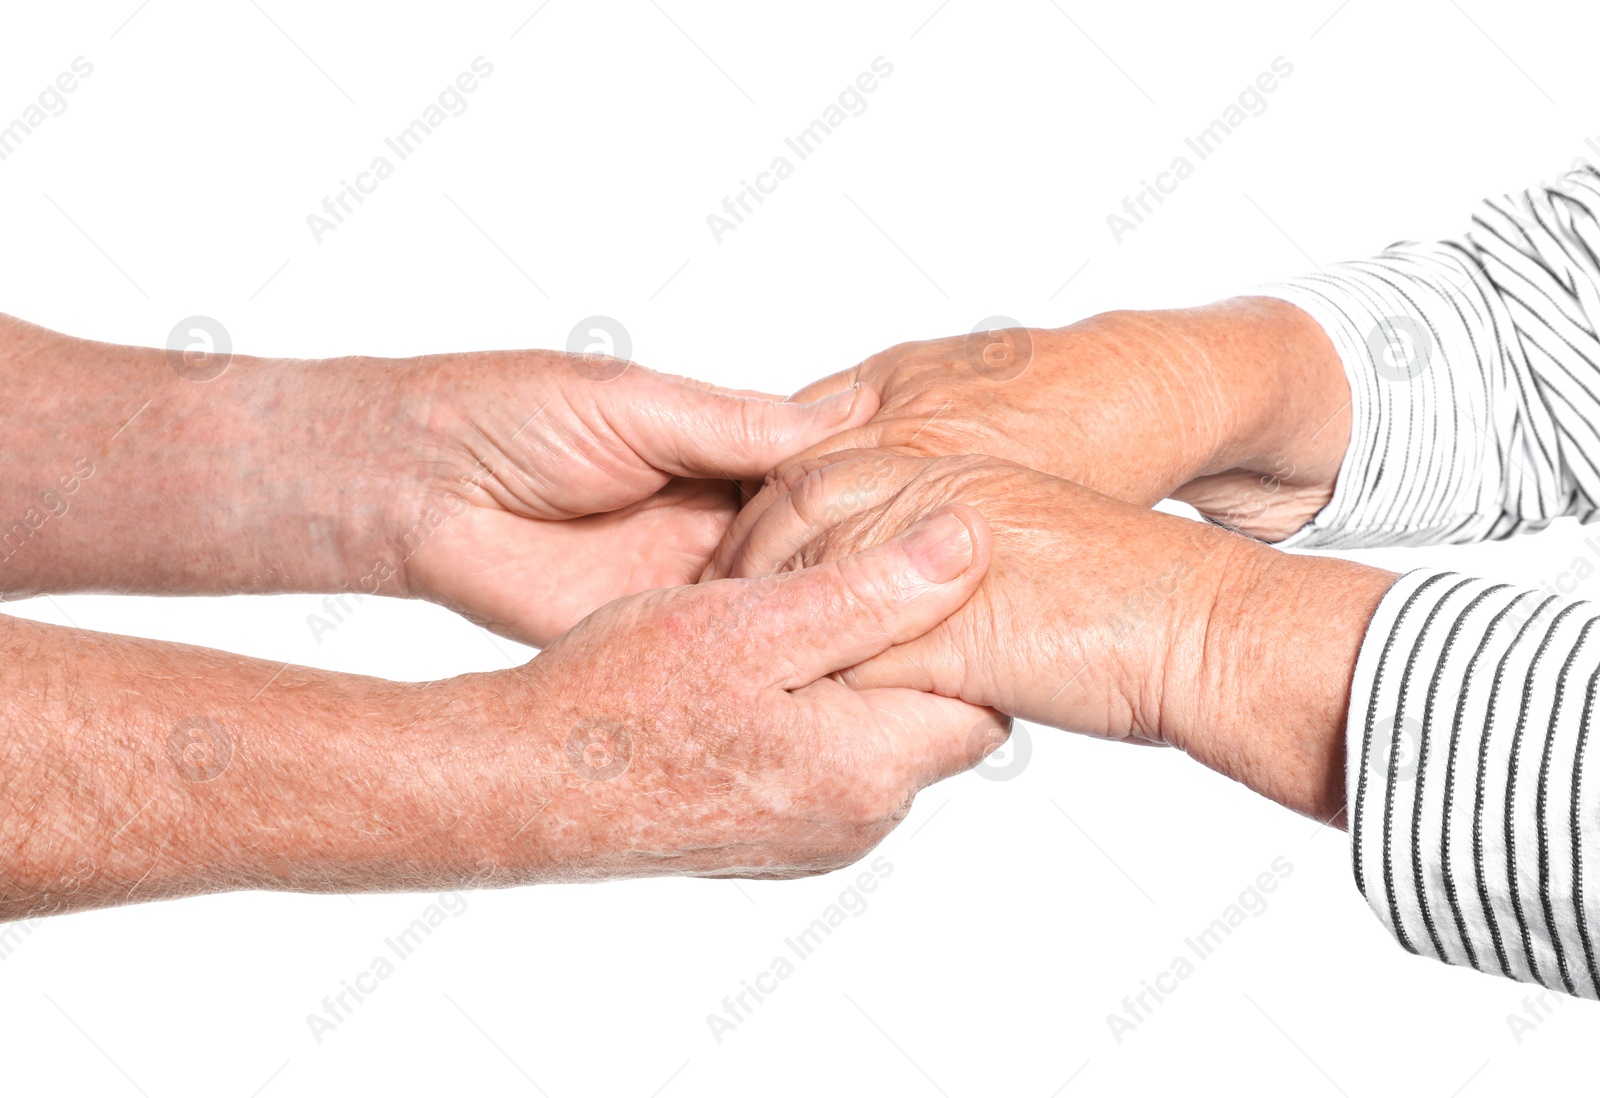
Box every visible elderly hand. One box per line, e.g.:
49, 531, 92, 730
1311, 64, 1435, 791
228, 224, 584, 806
0, 500, 1006, 918
755, 298, 1351, 543
498, 504, 1002, 879
388, 350, 878, 645
712, 450, 1396, 821
0, 317, 873, 648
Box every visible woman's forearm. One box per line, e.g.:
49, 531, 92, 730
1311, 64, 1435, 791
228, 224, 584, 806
1182, 546, 1398, 823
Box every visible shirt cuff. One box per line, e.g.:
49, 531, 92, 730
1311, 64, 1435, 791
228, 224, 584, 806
1253, 249, 1541, 549
1348, 566, 1600, 997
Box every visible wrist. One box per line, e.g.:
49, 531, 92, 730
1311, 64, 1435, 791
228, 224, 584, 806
1177, 297, 1348, 477
1171, 538, 1396, 820
1112, 297, 1351, 541
1131, 297, 1349, 485
227, 353, 428, 597
1028, 300, 1324, 504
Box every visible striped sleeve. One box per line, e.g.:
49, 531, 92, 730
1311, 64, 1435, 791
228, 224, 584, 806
1254, 166, 1600, 549
1349, 567, 1600, 996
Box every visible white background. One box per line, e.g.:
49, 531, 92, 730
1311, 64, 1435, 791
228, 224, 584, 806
0, 1, 1595, 1094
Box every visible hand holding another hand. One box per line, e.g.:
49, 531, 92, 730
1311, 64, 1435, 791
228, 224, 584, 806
712, 450, 1394, 821
467, 503, 1005, 880
374, 350, 878, 645
767, 298, 1352, 541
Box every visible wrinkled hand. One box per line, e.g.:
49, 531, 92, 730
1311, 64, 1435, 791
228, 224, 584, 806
715, 451, 1236, 744
483, 504, 1006, 879
766, 299, 1350, 541
379, 350, 876, 645
712, 450, 1390, 819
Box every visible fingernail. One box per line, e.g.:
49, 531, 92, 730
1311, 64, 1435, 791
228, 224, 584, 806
805, 384, 861, 423
900, 510, 973, 584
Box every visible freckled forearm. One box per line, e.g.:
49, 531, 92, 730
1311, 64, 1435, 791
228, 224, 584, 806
0, 614, 565, 918
0, 313, 427, 599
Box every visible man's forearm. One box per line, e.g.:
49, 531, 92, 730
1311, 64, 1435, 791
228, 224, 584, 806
0, 613, 554, 918
2, 512, 999, 919
0, 313, 420, 598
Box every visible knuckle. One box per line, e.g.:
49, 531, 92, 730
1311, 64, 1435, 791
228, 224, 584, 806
736, 396, 778, 452
829, 553, 901, 643
789, 464, 840, 526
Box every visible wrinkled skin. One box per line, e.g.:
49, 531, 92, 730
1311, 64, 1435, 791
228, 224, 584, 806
385, 350, 879, 646
740, 301, 1348, 547
492, 505, 1008, 879
712, 450, 1258, 752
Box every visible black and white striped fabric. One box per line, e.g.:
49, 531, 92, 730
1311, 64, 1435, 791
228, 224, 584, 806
1348, 571, 1600, 996
1260, 166, 1600, 549
1257, 167, 1600, 995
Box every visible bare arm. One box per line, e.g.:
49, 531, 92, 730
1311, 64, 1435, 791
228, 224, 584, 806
719, 452, 1392, 822
1, 509, 998, 919
0, 311, 874, 641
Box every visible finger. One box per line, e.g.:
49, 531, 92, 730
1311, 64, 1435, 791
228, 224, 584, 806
726, 452, 908, 578
599, 367, 881, 481
702, 476, 782, 582
654, 372, 790, 402
787, 365, 861, 406
797, 680, 1012, 790
735, 504, 990, 689
704, 440, 884, 582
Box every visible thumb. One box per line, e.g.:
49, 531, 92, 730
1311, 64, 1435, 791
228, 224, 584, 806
605, 368, 880, 480
732, 504, 990, 690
